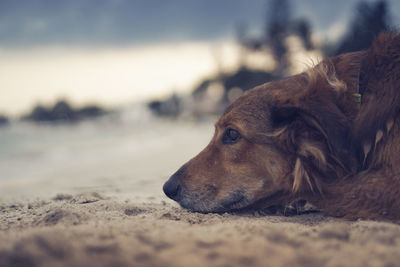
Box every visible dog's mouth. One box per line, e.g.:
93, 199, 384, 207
220, 190, 249, 210
176, 189, 251, 213
174, 187, 294, 214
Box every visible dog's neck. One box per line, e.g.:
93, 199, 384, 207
301, 171, 400, 220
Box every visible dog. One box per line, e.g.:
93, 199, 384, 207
163, 32, 400, 220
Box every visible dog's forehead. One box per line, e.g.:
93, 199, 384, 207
216, 75, 305, 129
216, 89, 274, 129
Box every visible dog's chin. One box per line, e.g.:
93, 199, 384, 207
176, 189, 292, 214
177, 191, 254, 213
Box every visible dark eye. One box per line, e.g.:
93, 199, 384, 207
222, 128, 241, 144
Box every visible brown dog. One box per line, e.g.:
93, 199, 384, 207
163, 33, 400, 220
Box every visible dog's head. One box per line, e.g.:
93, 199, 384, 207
163, 52, 364, 213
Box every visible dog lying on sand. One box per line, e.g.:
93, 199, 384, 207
163, 32, 400, 220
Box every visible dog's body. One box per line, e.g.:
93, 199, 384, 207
164, 33, 400, 220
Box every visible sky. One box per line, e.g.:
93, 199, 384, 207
0, 0, 399, 116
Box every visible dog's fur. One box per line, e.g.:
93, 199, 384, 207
163, 33, 400, 220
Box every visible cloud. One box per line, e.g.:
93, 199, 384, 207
0, 0, 266, 47
2, 0, 399, 48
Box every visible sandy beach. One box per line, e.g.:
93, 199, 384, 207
1, 117, 400, 267
2, 192, 400, 267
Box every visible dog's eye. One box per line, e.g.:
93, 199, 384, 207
222, 128, 241, 144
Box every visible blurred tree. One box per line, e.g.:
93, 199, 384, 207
148, 94, 181, 117
52, 100, 74, 121
0, 115, 9, 126
265, 0, 291, 77
236, 0, 314, 77
22, 100, 107, 123
235, 22, 248, 67
292, 18, 314, 51
148, 0, 326, 118
332, 0, 391, 55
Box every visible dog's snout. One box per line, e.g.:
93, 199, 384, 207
163, 178, 181, 200
164, 165, 187, 200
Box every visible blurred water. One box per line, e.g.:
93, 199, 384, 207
0, 104, 214, 202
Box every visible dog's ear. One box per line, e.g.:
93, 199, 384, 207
271, 106, 328, 141
271, 105, 347, 193
270, 106, 301, 128
268, 53, 365, 193
329, 51, 365, 93
305, 52, 365, 121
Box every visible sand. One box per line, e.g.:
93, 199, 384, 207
1, 119, 400, 267
1, 191, 400, 267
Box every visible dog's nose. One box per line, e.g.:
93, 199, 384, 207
163, 178, 181, 200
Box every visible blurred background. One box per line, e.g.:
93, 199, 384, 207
0, 0, 398, 201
